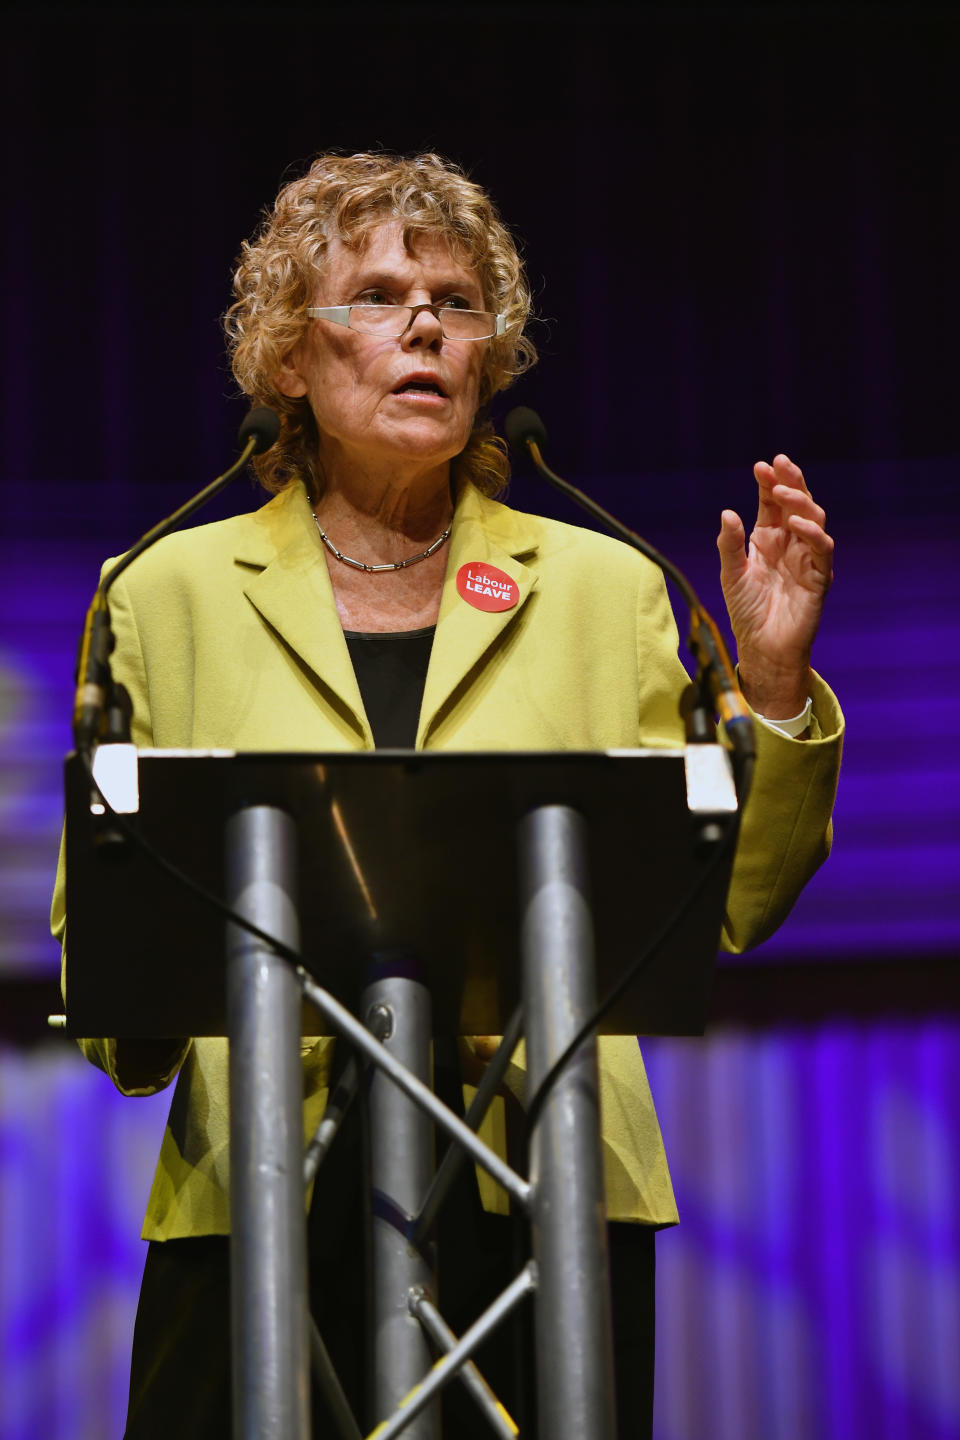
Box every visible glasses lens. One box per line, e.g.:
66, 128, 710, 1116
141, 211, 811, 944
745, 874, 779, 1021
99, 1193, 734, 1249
346, 304, 499, 339
348, 305, 408, 337
440, 308, 497, 339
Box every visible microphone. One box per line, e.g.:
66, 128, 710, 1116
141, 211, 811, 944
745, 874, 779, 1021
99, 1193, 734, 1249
503, 405, 755, 793
504, 406, 548, 456
73, 408, 281, 751
237, 405, 282, 455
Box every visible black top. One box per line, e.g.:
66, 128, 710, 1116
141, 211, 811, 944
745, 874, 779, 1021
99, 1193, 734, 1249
343, 627, 436, 748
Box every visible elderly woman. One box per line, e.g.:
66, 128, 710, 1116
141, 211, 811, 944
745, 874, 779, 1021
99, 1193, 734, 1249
53, 152, 841, 1438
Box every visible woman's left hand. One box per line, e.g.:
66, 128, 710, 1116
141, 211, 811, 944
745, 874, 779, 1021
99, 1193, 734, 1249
717, 453, 834, 719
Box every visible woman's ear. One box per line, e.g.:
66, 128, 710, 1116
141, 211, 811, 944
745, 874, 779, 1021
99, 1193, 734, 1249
274, 352, 309, 398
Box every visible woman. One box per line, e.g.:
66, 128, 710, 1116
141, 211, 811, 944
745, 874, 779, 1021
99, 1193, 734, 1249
53, 151, 841, 1437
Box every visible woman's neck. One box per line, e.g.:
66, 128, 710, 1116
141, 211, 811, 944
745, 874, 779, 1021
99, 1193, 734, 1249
312, 461, 456, 634
314, 464, 454, 566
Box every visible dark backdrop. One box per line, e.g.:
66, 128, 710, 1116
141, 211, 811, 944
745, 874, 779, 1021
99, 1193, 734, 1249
3, 3, 958, 543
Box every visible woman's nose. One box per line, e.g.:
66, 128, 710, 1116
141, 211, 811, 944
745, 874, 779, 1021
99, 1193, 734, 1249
400, 303, 444, 350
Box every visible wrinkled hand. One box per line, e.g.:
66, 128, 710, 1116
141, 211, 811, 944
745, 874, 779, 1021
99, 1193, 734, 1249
718, 454, 834, 718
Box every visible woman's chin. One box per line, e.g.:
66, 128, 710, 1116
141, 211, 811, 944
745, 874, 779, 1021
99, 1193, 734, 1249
365, 423, 467, 471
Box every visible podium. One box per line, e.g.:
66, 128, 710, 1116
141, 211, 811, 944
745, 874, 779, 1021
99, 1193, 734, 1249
65, 746, 738, 1439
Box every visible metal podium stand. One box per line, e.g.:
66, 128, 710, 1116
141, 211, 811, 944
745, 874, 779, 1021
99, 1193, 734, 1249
65, 747, 738, 1440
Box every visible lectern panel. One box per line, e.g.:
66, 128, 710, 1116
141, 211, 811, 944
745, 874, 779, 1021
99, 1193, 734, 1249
64, 749, 735, 1038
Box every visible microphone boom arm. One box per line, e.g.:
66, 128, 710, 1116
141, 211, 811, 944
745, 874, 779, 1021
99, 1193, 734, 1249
73, 408, 280, 752
511, 421, 756, 800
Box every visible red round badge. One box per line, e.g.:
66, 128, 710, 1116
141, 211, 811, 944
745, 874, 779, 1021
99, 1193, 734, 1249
456, 562, 520, 613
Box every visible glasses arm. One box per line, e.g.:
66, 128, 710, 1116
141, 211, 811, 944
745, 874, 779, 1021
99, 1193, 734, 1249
305, 306, 352, 327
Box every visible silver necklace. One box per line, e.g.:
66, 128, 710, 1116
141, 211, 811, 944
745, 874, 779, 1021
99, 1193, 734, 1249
312, 511, 452, 573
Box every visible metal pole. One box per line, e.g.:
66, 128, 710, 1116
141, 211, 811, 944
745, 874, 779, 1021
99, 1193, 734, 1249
369, 1266, 537, 1440
519, 804, 616, 1440
410, 1006, 524, 1249
298, 971, 530, 1212
368, 1267, 538, 1440
308, 1317, 364, 1440
408, 1287, 521, 1439
304, 1051, 364, 1187
364, 966, 438, 1439
226, 804, 310, 1440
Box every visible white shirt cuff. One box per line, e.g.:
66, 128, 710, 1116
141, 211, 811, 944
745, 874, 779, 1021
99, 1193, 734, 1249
753, 696, 814, 738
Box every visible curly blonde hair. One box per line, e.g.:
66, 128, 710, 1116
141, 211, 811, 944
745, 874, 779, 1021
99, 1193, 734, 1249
225, 151, 537, 499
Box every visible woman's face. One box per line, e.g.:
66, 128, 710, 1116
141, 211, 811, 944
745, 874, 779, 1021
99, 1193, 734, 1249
277, 220, 488, 484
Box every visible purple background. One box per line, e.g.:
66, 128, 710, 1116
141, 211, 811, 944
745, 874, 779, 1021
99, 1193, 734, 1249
1, 5, 958, 1437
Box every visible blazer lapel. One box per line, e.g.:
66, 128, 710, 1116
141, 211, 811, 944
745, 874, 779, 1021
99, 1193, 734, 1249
236, 485, 371, 745
231, 481, 539, 751
417, 485, 540, 748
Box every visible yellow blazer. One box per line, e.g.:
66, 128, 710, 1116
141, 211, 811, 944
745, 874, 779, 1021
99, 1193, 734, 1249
52, 479, 843, 1238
